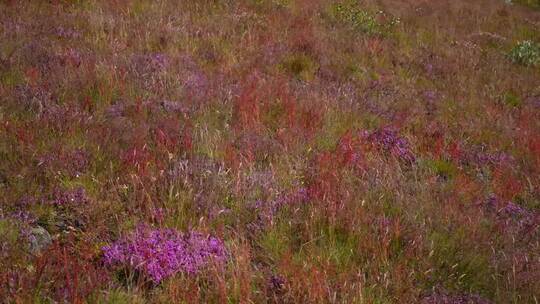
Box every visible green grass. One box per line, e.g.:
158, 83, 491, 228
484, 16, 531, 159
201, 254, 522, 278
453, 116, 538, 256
509, 40, 540, 67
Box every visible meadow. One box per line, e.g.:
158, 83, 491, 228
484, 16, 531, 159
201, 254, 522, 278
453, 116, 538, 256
0, 0, 539, 303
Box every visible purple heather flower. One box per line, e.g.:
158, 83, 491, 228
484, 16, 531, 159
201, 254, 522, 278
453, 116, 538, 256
501, 202, 528, 218
132, 53, 169, 76
16, 195, 38, 207
424, 63, 434, 75
268, 274, 286, 294
455, 144, 512, 168
160, 100, 188, 114
54, 27, 81, 39
484, 194, 530, 218
250, 187, 311, 227
423, 90, 437, 102
183, 71, 208, 97
280, 187, 310, 207
473, 150, 511, 167
69, 148, 90, 176
363, 127, 416, 163
14, 84, 52, 113
37, 148, 90, 177
8, 210, 37, 225
484, 194, 499, 211
102, 225, 227, 283
50, 187, 89, 206
483, 194, 538, 234
1, 211, 44, 253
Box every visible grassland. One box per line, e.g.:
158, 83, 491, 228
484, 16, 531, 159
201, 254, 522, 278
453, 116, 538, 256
0, 0, 539, 303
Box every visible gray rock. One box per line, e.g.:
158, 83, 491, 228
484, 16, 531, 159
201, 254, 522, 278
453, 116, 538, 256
28, 226, 52, 255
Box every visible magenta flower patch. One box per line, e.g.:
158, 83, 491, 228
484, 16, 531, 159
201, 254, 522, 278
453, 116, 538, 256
102, 226, 227, 283
363, 127, 416, 164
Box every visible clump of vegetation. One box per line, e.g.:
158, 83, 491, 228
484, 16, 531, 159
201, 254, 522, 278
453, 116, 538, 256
502, 91, 522, 107
510, 0, 540, 9
102, 225, 227, 283
509, 40, 540, 66
281, 53, 318, 81
331, 2, 400, 36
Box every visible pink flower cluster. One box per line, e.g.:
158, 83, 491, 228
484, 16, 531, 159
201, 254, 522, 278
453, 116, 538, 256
102, 226, 227, 283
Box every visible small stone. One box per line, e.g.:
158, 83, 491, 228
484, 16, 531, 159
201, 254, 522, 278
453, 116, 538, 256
28, 226, 52, 255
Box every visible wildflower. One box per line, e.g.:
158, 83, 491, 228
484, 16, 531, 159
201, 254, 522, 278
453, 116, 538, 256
50, 187, 89, 206
37, 148, 90, 178
483, 194, 538, 234
423, 90, 438, 102
160, 100, 188, 114
14, 84, 52, 114
251, 187, 310, 226
183, 71, 208, 99
16, 195, 38, 207
8, 210, 37, 225
69, 149, 91, 176
268, 274, 286, 295
102, 225, 227, 283
132, 53, 169, 76
472, 149, 511, 167
500, 201, 531, 219
54, 27, 81, 39
363, 127, 416, 163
